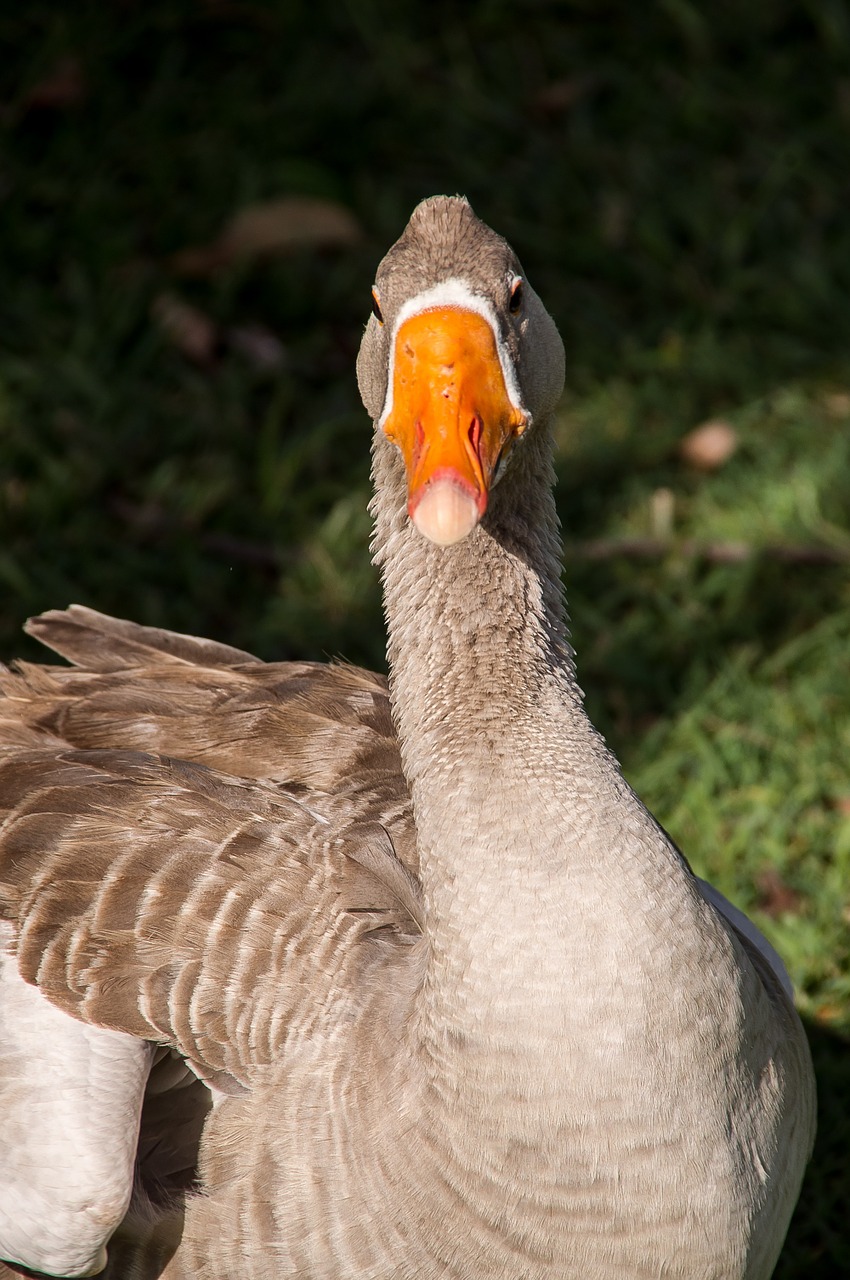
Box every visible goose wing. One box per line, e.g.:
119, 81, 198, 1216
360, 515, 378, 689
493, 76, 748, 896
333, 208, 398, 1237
8, 605, 416, 866
0, 608, 421, 1275
0, 748, 421, 1086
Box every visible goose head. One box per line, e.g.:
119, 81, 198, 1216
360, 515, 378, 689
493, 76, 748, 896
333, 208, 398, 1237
357, 196, 565, 546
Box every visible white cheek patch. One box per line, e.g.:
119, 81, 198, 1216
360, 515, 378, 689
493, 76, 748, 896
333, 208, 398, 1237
377, 277, 527, 431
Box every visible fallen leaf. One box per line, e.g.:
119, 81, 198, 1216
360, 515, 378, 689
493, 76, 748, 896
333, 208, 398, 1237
814, 1004, 844, 1026
4, 479, 26, 510
227, 323, 287, 371
599, 192, 630, 247
23, 56, 86, 111
53, 408, 82, 436
532, 76, 596, 116
151, 293, 219, 364
754, 867, 803, 918
679, 419, 738, 471
823, 390, 850, 418
649, 487, 675, 538
172, 196, 362, 276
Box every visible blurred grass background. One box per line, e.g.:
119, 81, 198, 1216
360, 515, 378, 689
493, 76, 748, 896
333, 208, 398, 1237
1, 1, 848, 1273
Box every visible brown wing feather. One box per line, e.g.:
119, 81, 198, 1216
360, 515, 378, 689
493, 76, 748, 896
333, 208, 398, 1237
0, 748, 420, 1090
2, 606, 416, 872
26, 604, 263, 670
0, 608, 422, 1090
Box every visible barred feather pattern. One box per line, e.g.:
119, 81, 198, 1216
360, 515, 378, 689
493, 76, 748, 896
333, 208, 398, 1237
0, 625, 423, 1056
0, 608, 425, 1278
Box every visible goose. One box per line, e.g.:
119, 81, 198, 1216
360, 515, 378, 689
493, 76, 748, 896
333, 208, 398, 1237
0, 195, 814, 1280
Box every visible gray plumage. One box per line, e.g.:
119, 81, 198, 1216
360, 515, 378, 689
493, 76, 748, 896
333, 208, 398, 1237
0, 196, 814, 1279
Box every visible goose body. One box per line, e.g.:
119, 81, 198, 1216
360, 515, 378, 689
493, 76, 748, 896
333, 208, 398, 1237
0, 197, 814, 1279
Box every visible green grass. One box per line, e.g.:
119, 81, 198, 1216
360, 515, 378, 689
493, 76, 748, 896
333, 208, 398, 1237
1, 2, 849, 1274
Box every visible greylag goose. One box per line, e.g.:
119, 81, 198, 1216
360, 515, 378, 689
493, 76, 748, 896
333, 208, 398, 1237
0, 196, 815, 1280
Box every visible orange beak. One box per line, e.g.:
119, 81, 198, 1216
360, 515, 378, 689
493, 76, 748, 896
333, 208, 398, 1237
382, 307, 527, 545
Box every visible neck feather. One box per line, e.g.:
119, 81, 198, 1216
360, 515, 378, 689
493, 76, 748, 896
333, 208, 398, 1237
370, 424, 631, 941
370, 425, 718, 1150
371, 425, 581, 752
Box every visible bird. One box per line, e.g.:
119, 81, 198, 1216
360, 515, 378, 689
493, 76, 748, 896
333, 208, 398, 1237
0, 195, 815, 1280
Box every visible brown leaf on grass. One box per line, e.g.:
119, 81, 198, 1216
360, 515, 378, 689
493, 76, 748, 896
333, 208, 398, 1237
171, 197, 362, 276
814, 1004, 844, 1026
226, 323, 287, 371
754, 867, 804, 918
23, 56, 86, 111
823, 391, 850, 418
675, 419, 737, 471
4, 479, 26, 511
532, 76, 596, 116
151, 293, 219, 365
599, 192, 630, 247
679, 420, 738, 471
650, 487, 675, 538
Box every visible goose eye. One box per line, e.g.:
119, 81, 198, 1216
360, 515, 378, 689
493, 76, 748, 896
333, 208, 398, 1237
508, 279, 524, 314
370, 289, 384, 325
